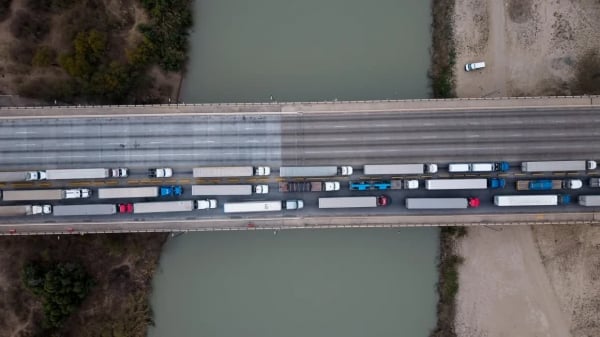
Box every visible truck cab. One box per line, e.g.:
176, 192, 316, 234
255, 166, 271, 176
284, 200, 304, 210
254, 185, 269, 194
196, 199, 217, 209
149, 168, 173, 178
340, 166, 353, 176
489, 178, 506, 189
324, 182, 340, 191
160, 185, 183, 197
65, 189, 91, 199
26, 171, 46, 181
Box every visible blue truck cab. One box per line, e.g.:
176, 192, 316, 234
495, 161, 510, 172
489, 178, 506, 189
160, 185, 183, 197
349, 181, 371, 191
559, 195, 571, 204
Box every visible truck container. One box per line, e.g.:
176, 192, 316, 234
493, 195, 571, 206
53, 204, 116, 216
363, 163, 437, 175
318, 196, 389, 209
0, 171, 32, 182
133, 200, 195, 214
192, 184, 253, 196
590, 178, 600, 188
192, 166, 270, 178
223, 200, 304, 213
425, 178, 504, 190
516, 179, 582, 191
98, 187, 158, 199
578, 195, 600, 206
278, 181, 340, 192
279, 166, 353, 177
448, 162, 510, 173
521, 160, 597, 172
405, 197, 480, 209
0, 205, 51, 216
44, 168, 111, 180
1, 189, 90, 201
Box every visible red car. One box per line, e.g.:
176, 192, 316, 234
117, 203, 133, 213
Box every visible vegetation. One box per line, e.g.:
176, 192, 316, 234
0, 0, 11, 22
429, 226, 467, 337
429, 0, 456, 98
138, 0, 193, 71
22, 261, 95, 329
32, 45, 57, 67
572, 50, 600, 95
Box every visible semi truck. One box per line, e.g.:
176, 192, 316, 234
44, 168, 111, 180
133, 200, 196, 214
493, 195, 571, 206
521, 160, 597, 172
223, 200, 304, 213
192, 184, 268, 196
53, 204, 116, 216
279, 166, 353, 177
405, 197, 480, 209
98, 187, 159, 199
425, 178, 504, 190
448, 162, 510, 173
278, 181, 340, 192
0, 205, 52, 216
363, 163, 438, 175
318, 196, 389, 209
516, 179, 582, 191
192, 166, 270, 178
578, 195, 600, 206
0, 189, 90, 201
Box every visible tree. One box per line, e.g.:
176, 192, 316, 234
32, 46, 56, 67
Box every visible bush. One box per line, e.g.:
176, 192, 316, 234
9, 41, 36, 65
0, 0, 11, 22
32, 45, 56, 67
9, 10, 50, 42
23, 261, 95, 329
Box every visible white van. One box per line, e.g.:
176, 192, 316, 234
465, 61, 485, 71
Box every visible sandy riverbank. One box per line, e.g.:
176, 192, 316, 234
451, 0, 600, 336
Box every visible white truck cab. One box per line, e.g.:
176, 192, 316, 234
254, 185, 269, 194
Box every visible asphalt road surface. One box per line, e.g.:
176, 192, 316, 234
2, 106, 600, 229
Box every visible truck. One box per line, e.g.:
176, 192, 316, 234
278, 181, 340, 192
53, 204, 116, 216
192, 166, 270, 178
405, 197, 480, 209
0, 205, 52, 216
425, 178, 505, 190
493, 195, 571, 206
43, 168, 111, 180
516, 179, 583, 191
0, 171, 34, 182
191, 184, 268, 196
318, 196, 389, 209
349, 180, 410, 190
363, 163, 438, 175
149, 168, 173, 178
448, 162, 510, 173
223, 200, 304, 213
0, 189, 90, 201
133, 200, 196, 214
279, 166, 353, 177
578, 195, 600, 207
98, 187, 158, 199
521, 160, 597, 172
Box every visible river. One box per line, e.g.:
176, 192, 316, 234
148, 229, 438, 337
180, 0, 431, 102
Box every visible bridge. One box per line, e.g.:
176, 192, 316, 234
1, 96, 600, 235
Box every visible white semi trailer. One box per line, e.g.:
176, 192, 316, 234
521, 160, 597, 172
133, 200, 195, 214
98, 187, 158, 199
223, 200, 303, 213
493, 195, 571, 206
279, 166, 353, 177
53, 204, 116, 216
578, 195, 600, 207
0, 205, 52, 216
0, 189, 90, 201
193, 166, 270, 178
363, 164, 437, 175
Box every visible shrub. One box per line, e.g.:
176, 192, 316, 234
32, 45, 56, 67
9, 10, 50, 42
9, 41, 36, 65
0, 0, 11, 22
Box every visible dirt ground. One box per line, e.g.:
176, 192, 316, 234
452, 1, 600, 336
454, 0, 600, 97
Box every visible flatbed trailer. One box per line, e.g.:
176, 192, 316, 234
516, 180, 562, 191
278, 181, 339, 192
53, 204, 116, 216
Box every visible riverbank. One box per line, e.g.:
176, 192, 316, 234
0, 233, 167, 336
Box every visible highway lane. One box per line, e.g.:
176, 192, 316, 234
1, 107, 600, 168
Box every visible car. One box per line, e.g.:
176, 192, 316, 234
196, 199, 217, 209
255, 166, 271, 176
160, 185, 183, 197
111, 168, 128, 177
149, 168, 173, 178
371, 181, 391, 190
376, 195, 390, 206
117, 203, 133, 213
349, 181, 371, 191
465, 61, 485, 71
254, 185, 269, 194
